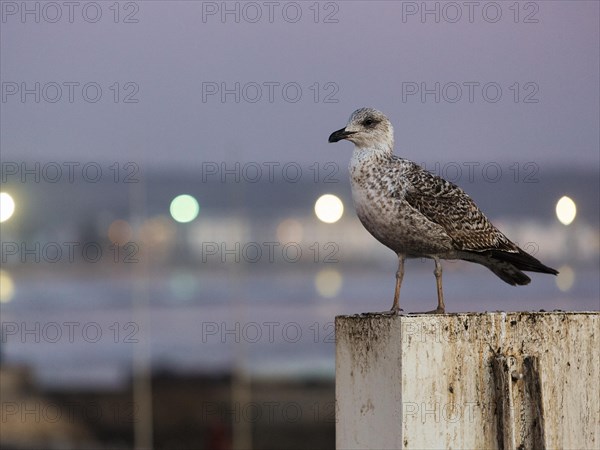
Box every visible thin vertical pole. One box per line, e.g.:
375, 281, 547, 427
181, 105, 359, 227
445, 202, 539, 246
131, 178, 153, 450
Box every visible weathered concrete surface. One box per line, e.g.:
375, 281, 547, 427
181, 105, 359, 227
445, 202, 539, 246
335, 312, 599, 450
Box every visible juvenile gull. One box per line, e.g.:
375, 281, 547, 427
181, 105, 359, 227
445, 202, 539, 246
328, 108, 558, 314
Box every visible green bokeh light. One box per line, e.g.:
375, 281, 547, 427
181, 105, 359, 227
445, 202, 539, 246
170, 194, 200, 223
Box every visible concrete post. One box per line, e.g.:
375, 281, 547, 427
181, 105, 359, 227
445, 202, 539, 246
335, 312, 599, 450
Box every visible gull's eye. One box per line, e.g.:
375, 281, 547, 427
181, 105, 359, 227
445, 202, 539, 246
363, 118, 376, 127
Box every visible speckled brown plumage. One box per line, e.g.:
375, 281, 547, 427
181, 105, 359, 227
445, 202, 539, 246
329, 108, 558, 314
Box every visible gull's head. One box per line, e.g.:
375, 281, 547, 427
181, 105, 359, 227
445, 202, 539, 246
328, 108, 394, 151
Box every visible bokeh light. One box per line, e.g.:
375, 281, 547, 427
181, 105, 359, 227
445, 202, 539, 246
140, 215, 176, 245
170, 195, 200, 223
169, 271, 199, 301
0, 192, 15, 223
0, 270, 15, 303
314, 194, 344, 224
276, 218, 304, 242
108, 219, 133, 246
139, 216, 177, 262
556, 196, 576, 226
314, 268, 343, 298
556, 265, 575, 292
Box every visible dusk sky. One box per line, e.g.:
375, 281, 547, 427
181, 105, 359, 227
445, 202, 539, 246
1, 1, 599, 170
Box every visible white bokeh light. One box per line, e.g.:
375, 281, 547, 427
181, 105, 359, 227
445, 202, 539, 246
0, 270, 15, 303
556, 265, 575, 292
314, 194, 344, 224
555, 196, 576, 226
276, 218, 304, 242
315, 268, 343, 298
0, 192, 15, 223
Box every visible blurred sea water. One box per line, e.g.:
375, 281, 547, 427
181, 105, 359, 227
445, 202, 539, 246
1, 262, 597, 389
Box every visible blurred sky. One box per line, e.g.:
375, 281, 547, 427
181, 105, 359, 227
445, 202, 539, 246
1, 1, 599, 170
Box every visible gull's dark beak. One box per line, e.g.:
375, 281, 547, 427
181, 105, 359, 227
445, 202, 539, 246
328, 127, 356, 143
